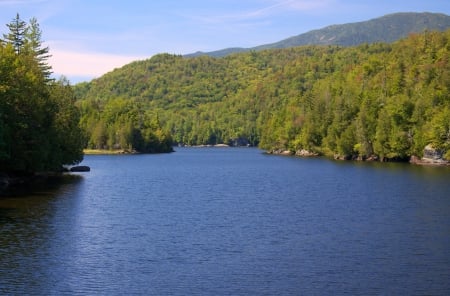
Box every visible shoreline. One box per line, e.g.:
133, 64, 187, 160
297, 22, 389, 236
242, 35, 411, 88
267, 149, 450, 167
83, 149, 138, 155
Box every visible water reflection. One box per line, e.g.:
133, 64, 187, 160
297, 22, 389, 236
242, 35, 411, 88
0, 174, 84, 294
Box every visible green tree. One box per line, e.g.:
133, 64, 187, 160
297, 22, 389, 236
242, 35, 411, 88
25, 17, 52, 80
427, 107, 450, 154
48, 77, 84, 166
2, 13, 27, 54
0, 17, 84, 173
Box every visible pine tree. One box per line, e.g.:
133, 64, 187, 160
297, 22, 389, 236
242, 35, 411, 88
2, 14, 52, 80
25, 18, 52, 80
3, 13, 27, 55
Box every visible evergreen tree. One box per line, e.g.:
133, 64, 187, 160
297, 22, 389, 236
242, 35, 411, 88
0, 16, 84, 173
3, 13, 27, 55
25, 17, 52, 80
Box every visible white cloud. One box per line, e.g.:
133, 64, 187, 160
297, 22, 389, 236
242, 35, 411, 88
49, 49, 146, 80
182, 0, 334, 25
278, 0, 334, 11
0, 0, 47, 4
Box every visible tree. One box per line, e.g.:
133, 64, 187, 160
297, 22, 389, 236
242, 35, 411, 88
25, 17, 52, 80
3, 13, 27, 55
48, 77, 84, 167
2, 14, 52, 79
0, 41, 51, 172
0, 17, 84, 173
427, 107, 450, 154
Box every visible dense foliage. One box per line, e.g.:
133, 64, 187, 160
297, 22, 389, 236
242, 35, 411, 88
0, 14, 84, 173
75, 29, 450, 161
77, 96, 173, 152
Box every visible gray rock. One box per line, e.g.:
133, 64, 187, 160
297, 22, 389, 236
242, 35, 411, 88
423, 144, 444, 161
70, 165, 91, 172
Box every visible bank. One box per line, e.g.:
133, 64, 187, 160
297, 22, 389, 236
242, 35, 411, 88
267, 144, 449, 167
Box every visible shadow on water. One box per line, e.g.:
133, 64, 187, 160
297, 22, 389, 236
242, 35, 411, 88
0, 174, 84, 222
0, 173, 83, 197
0, 173, 85, 295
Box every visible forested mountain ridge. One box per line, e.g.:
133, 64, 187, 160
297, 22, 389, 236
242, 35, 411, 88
74, 29, 450, 162
185, 12, 450, 58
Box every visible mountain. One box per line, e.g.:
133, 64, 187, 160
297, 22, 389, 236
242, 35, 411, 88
185, 12, 450, 58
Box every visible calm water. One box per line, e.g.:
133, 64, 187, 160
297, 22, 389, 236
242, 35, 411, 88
0, 148, 449, 295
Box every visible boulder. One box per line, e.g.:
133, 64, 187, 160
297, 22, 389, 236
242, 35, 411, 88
269, 149, 293, 155
295, 149, 318, 157
70, 165, 91, 172
423, 144, 444, 161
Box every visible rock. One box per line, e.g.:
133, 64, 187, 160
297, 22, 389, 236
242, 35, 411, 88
333, 154, 352, 160
410, 145, 449, 166
70, 165, 91, 172
423, 144, 444, 161
366, 155, 379, 162
280, 150, 293, 155
267, 149, 293, 155
409, 155, 421, 164
228, 137, 250, 147
295, 149, 318, 157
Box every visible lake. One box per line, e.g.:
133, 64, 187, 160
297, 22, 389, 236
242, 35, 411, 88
0, 147, 449, 295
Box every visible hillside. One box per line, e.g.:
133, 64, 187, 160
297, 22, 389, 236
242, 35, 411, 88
74, 29, 450, 162
185, 12, 450, 58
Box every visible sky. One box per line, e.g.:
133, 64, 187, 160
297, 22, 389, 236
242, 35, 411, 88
1, 0, 449, 83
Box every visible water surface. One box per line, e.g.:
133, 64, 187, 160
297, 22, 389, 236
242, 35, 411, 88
1, 148, 449, 295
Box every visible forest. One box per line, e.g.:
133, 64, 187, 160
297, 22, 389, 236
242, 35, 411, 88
2, 13, 448, 168
0, 15, 174, 178
75, 29, 450, 161
0, 14, 85, 174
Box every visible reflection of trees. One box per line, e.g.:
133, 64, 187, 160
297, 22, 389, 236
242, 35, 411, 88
0, 175, 84, 293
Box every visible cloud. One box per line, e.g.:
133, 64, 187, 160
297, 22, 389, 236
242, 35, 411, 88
0, 0, 48, 5
182, 0, 334, 25
278, 0, 334, 11
49, 49, 146, 80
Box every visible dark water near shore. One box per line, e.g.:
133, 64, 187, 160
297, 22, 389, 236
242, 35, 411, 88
0, 148, 449, 295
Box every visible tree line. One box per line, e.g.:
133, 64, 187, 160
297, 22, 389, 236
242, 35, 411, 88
75, 29, 449, 161
0, 14, 85, 174
77, 96, 173, 153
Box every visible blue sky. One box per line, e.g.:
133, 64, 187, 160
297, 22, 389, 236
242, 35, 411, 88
1, 0, 449, 83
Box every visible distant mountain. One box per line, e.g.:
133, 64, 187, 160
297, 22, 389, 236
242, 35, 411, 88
185, 12, 450, 58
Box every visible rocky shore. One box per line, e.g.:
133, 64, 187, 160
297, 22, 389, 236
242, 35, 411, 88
267, 145, 449, 166
409, 145, 450, 166
267, 149, 319, 157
